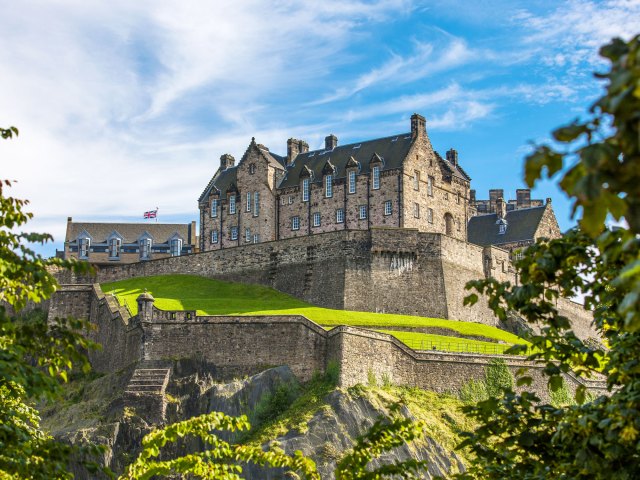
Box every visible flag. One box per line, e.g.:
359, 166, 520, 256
143, 209, 158, 219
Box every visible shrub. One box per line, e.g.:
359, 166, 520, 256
459, 379, 488, 404
484, 358, 514, 397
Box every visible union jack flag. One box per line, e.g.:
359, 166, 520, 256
143, 209, 158, 219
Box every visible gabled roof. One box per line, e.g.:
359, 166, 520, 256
467, 206, 547, 247
436, 151, 471, 181
66, 222, 193, 245
278, 133, 414, 189
198, 166, 238, 202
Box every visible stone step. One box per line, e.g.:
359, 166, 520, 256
126, 368, 171, 397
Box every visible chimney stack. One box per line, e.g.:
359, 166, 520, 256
489, 189, 503, 213
287, 138, 309, 165
496, 197, 507, 220
516, 189, 531, 209
325, 134, 338, 150
446, 148, 458, 167
220, 154, 235, 170
410, 113, 426, 138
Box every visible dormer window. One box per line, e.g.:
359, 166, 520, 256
348, 171, 356, 194
497, 219, 508, 234
303, 178, 310, 202
140, 238, 152, 260
109, 238, 121, 259
78, 237, 90, 259
372, 166, 380, 190
170, 238, 183, 256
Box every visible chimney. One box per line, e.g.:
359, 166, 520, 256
516, 189, 531, 209
489, 189, 503, 213
220, 154, 235, 170
287, 138, 309, 165
496, 197, 507, 220
546, 197, 552, 205
470, 190, 476, 203
446, 148, 458, 167
325, 134, 338, 150
298, 139, 309, 154
410, 113, 426, 138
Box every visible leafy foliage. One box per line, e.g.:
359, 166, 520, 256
456, 34, 640, 479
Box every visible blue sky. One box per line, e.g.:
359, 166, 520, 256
1, 0, 638, 256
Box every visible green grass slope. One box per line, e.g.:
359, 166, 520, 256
102, 275, 525, 350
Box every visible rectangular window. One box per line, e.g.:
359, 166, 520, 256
229, 195, 236, 214
372, 166, 380, 190
246, 192, 251, 212
109, 238, 121, 258
288, 195, 293, 204
231, 226, 238, 240
348, 171, 356, 194
359, 205, 367, 220
211, 199, 218, 218
281, 196, 286, 205
456, 192, 460, 204
303, 178, 310, 202
325, 175, 333, 198
427, 176, 433, 197
140, 238, 151, 259
245, 228, 251, 242
211, 230, 219, 243
79, 238, 90, 258
413, 171, 420, 191
336, 208, 344, 223
292, 216, 300, 231
384, 200, 392, 216
170, 239, 182, 257
414, 202, 420, 218
253, 234, 260, 244
313, 212, 321, 227
427, 208, 434, 224
253, 191, 260, 216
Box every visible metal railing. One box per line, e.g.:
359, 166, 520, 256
401, 338, 532, 356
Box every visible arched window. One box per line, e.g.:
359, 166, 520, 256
444, 213, 454, 236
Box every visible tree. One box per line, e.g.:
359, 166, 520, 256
0, 131, 101, 478
456, 34, 640, 479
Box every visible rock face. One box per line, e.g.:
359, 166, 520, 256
46, 363, 465, 479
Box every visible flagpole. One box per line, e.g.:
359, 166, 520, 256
156, 206, 158, 223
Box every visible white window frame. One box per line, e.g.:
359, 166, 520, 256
336, 208, 344, 223
372, 166, 380, 190
139, 238, 152, 260
170, 238, 182, 257
413, 202, 420, 218
253, 234, 260, 244
292, 216, 300, 231
246, 192, 251, 212
384, 200, 392, 216
109, 238, 121, 259
288, 195, 293, 204
359, 205, 367, 220
427, 208, 434, 224
245, 228, 251, 242
211, 198, 218, 218
79, 237, 90, 259
253, 191, 260, 216
231, 226, 238, 240
302, 178, 310, 202
211, 230, 219, 244
325, 174, 333, 198
229, 195, 236, 214
348, 171, 356, 194
313, 212, 321, 227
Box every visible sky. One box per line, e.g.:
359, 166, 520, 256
1, 0, 639, 256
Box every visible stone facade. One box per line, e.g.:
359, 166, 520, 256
198, 114, 472, 252
471, 188, 544, 214
49, 284, 607, 402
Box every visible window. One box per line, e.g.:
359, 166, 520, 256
372, 166, 380, 190
211, 198, 218, 218
348, 171, 356, 194
211, 230, 219, 243
302, 178, 310, 202
427, 208, 433, 224
456, 192, 460, 204
229, 195, 236, 214
336, 208, 344, 223
245, 228, 251, 242
498, 222, 507, 234
253, 234, 260, 244
359, 205, 367, 220
170, 238, 182, 256
249, 163, 256, 174
313, 212, 321, 227
79, 237, 90, 258
514, 250, 524, 261
413, 202, 420, 218
413, 171, 420, 191
140, 238, 151, 260
109, 238, 121, 258
288, 195, 293, 204
292, 216, 300, 230
384, 200, 392, 216
253, 191, 260, 216
246, 192, 251, 212
427, 176, 433, 197
325, 174, 333, 198
231, 226, 238, 240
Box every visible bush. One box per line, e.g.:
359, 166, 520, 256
459, 379, 488, 404
549, 378, 575, 408
484, 359, 514, 397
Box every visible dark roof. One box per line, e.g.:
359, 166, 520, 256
278, 133, 414, 189
198, 166, 238, 202
67, 222, 192, 245
467, 206, 547, 247
436, 151, 471, 181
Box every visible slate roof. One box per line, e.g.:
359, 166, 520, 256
436, 151, 472, 182
279, 133, 414, 189
67, 222, 192, 245
467, 206, 547, 247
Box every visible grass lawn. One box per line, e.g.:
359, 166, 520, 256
101, 274, 524, 345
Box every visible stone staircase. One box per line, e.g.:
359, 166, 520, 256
124, 367, 171, 424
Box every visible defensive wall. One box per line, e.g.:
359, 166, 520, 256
48, 285, 608, 403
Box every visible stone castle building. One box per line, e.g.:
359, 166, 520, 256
197, 113, 559, 254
